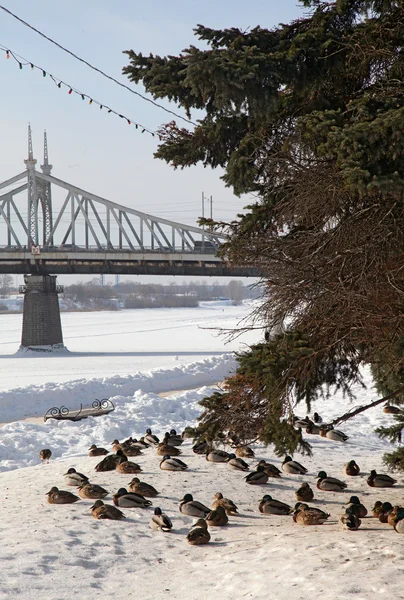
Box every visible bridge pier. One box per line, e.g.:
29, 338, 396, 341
19, 275, 66, 352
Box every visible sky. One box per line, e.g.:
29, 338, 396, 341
0, 0, 306, 285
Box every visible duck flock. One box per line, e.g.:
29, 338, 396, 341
40, 417, 404, 542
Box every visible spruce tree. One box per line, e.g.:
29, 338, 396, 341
123, 1, 404, 463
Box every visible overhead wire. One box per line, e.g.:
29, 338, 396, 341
0, 4, 195, 126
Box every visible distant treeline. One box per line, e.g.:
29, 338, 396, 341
0, 276, 261, 311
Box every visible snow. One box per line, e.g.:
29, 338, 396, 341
0, 302, 403, 600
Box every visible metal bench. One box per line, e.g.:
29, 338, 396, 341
44, 398, 115, 422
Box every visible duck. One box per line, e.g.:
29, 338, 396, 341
116, 459, 142, 474
166, 429, 184, 446
344, 496, 368, 518
372, 501, 386, 518
226, 454, 249, 472
88, 444, 108, 457
387, 506, 404, 527
150, 507, 173, 532
120, 442, 143, 457
378, 502, 394, 523
144, 428, 160, 446
64, 468, 89, 487
293, 416, 311, 429
235, 446, 255, 458
181, 426, 196, 439
95, 452, 125, 472
186, 519, 210, 545
206, 506, 229, 526
282, 456, 308, 475
313, 412, 323, 424
317, 471, 347, 492
367, 470, 397, 488
193, 440, 210, 455
206, 449, 230, 463
295, 482, 314, 502
91, 500, 125, 520
46, 486, 79, 504
131, 437, 150, 449
256, 460, 282, 478
112, 488, 152, 508
320, 426, 349, 442
78, 482, 108, 500
293, 503, 330, 525
128, 477, 159, 497
160, 455, 188, 471
245, 465, 269, 485
259, 495, 291, 515
340, 507, 361, 530
39, 449, 52, 464
111, 439, 124, 453
212, 492, 238, 515
344, 460, 360, 476
305, 422, 322, 435
393, 510, 404, 534
157, 434, 182, 456
180, 494, 210, 518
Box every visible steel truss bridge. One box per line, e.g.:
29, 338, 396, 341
0, 127, 259, 278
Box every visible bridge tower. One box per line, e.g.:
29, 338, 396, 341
20, 126, 65, 352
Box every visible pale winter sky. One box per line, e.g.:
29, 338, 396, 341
0, 0, 305, 285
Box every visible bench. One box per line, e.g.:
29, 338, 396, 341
44, 398, 115, 422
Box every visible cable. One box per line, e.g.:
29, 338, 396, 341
0, 45, 157, 136
0, 4, 195, 126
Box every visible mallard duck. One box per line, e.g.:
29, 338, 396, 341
320, 426, 349, 442
344, 460, 360, 476
317, 471, 347, 492
295, 482, 314, 502
256, 460, 282, 478
306, 422, 322, 435
39, 449, 52, 464
259, 495, 291, 515
340, 508, 361, 530
212, 492, 238, 515
166, 429, 184, 446
157, 434, 182, 456
91, 500, 125, 520
180, 494, 210, 518
282, 456, 308, 475
372, 501, 385, 518
393, 511, 404, 534
193, 440, 210, 454
78, 482, 108, 499
112, 488, 152, 508
367, 470, 397, 488
88, 444, 108, 457
64, 468, 89, 487
144, 428, 160, 446
181, 426, 196, 439
116, 459, 142, 474
206, 506, 229, 526
235, 446, 255, 458
160, 455, 188, 471
387, 505, 402, 527
245, 465, 269, 485
150, 507, 173, 532
345, 496, 368, 518
112, 439, 123, 453
206, 449, 229, 463
378, 502, 393, 523
120, 443, 143, 457
95, 453, 121, 472
293, 416, 311, 429
313, 412, 323, 424
46, 486, 79, 504
132, 437, 150, 449
226, 454, 249, 471
128, 477, 159, 497
186, 519, 210, 545
293, 503, 330, 525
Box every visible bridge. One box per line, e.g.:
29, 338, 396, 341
1, 127, 259, 351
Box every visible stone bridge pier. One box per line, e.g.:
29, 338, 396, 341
19, 274, 66, 352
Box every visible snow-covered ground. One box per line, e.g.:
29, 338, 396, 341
0, 302, 403, 600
